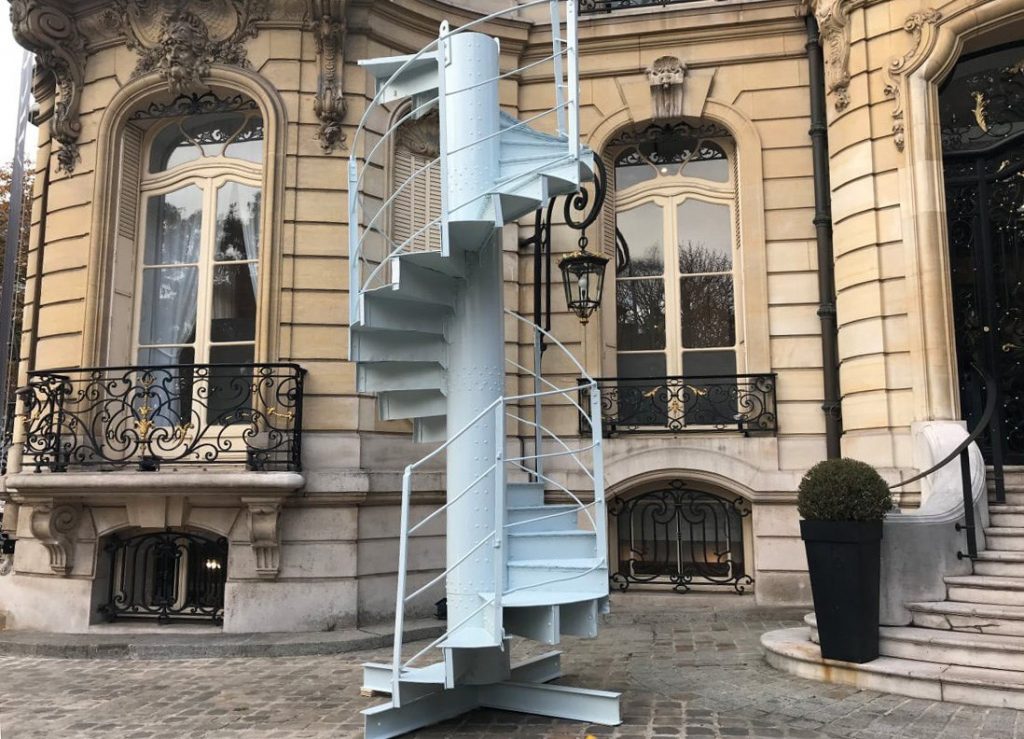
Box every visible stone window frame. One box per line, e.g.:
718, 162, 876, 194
82, 67, 287, 369
612, 141, 744, 378
587, 104, 772, 383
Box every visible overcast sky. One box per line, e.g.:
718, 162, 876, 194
0, 12, 36, 166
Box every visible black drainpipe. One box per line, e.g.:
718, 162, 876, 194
806, 15, 843, 459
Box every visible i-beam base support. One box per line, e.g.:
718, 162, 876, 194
361, 652, 622, 739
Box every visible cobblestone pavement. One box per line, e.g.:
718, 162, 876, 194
2, 594, 1024, 739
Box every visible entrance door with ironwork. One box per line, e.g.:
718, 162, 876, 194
941, 43, 1024, 465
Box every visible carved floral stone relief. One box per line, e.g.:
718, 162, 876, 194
104, 0, 268, 95
9, 0, 86, 173
883, 9, 943, 151
308, 0, 347, 152
397, 110, 440, 159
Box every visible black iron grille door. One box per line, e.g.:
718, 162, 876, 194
941, 44, 1024, 465
100, 530, 228, 623
609, 480, 752, 594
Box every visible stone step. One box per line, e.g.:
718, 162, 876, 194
764, 627, 1024, 710
990, 492, 1024, 506
908, 600, 1024, 637
989, 506, 1024, 528
973, 551, 1024, 577
983, 528, 1024, 552
806, 614, 1024, 671
946, 575, 1024, 606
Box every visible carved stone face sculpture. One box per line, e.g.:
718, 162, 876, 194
159, 12, 213, 95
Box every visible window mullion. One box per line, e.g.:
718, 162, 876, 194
195, 180, 217, 365
665, 195, 683, 376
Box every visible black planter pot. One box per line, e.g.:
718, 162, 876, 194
800, 519, 883, 664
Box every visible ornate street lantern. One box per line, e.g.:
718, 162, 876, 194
558, 246, 608, 325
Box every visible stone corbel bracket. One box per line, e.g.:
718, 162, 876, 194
883, 9, 942, 151
647, 55, 687, 120
308, 0, 347, 152
244, 497, 283, 579
27, 501, 81, 576
801, 0, 883, 114
10, 0, 86, 173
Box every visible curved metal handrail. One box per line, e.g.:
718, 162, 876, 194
889, 362, 996, 491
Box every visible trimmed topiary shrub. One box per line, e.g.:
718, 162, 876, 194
797, 458, 893, 522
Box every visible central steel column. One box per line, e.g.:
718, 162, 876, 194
442, 32, 504, 635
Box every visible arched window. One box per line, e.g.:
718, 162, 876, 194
133, 97, 264, 370
613, 123, 738, 382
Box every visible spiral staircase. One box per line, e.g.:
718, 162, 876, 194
346, 2, 620, 736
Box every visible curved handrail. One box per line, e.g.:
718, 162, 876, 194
890, 362, 996, 491
349, 0, 556, 155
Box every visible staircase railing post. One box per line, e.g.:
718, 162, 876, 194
566, 0, 579, 161
589, 379, 607, 562
533, 328, 544, 480
493, 400, 506, 642
549, 0, 566, 137
438, 20, 452, 257
347, 158, 360, 328
391, 467, 414, 705
958, 449, 978, 559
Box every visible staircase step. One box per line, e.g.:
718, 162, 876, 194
360, 293, 450, 335
973, 550, 1024, 577
506, 504, 580, 533
806, 613, 1024, 671
764, 627, 1024, 710
399, 249, 467, 279
413, 415, 446, 444
350, 330, 448, 365
483, 590, 607, 608
506, 482, 545, 508
508, 530, 597, 561
989, 506, 1024, 528
368, 262, 459, 308
990, 492, 1024, 506
507, 558, 607, 592
359, 51, 439, 103
983, 528, 1024, 551
377, 390, 447, 422
946, 575, 1024, 606
357, 361, 445, 394
909, 600, 1024, 637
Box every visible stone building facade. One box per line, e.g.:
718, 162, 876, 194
0, 0, 1015, 634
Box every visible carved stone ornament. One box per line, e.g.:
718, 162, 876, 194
28, 502, 80, 576
647, 55, 686, 120
244, 498, 282, 579
309, 0, 347, 152
9, 1, 86, 173
800, 0, 856, 113
884, 9, 942, 151
397, 110, 440, 159
105, 0, 268, 95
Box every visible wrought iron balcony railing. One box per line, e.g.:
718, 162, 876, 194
579, 374, 777, 436
578, 0, 704, 13
21, 364, 305, 473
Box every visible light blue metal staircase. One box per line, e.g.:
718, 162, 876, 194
347, 2, 619, 737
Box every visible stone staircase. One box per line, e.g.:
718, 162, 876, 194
764, 467, 1024, 709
